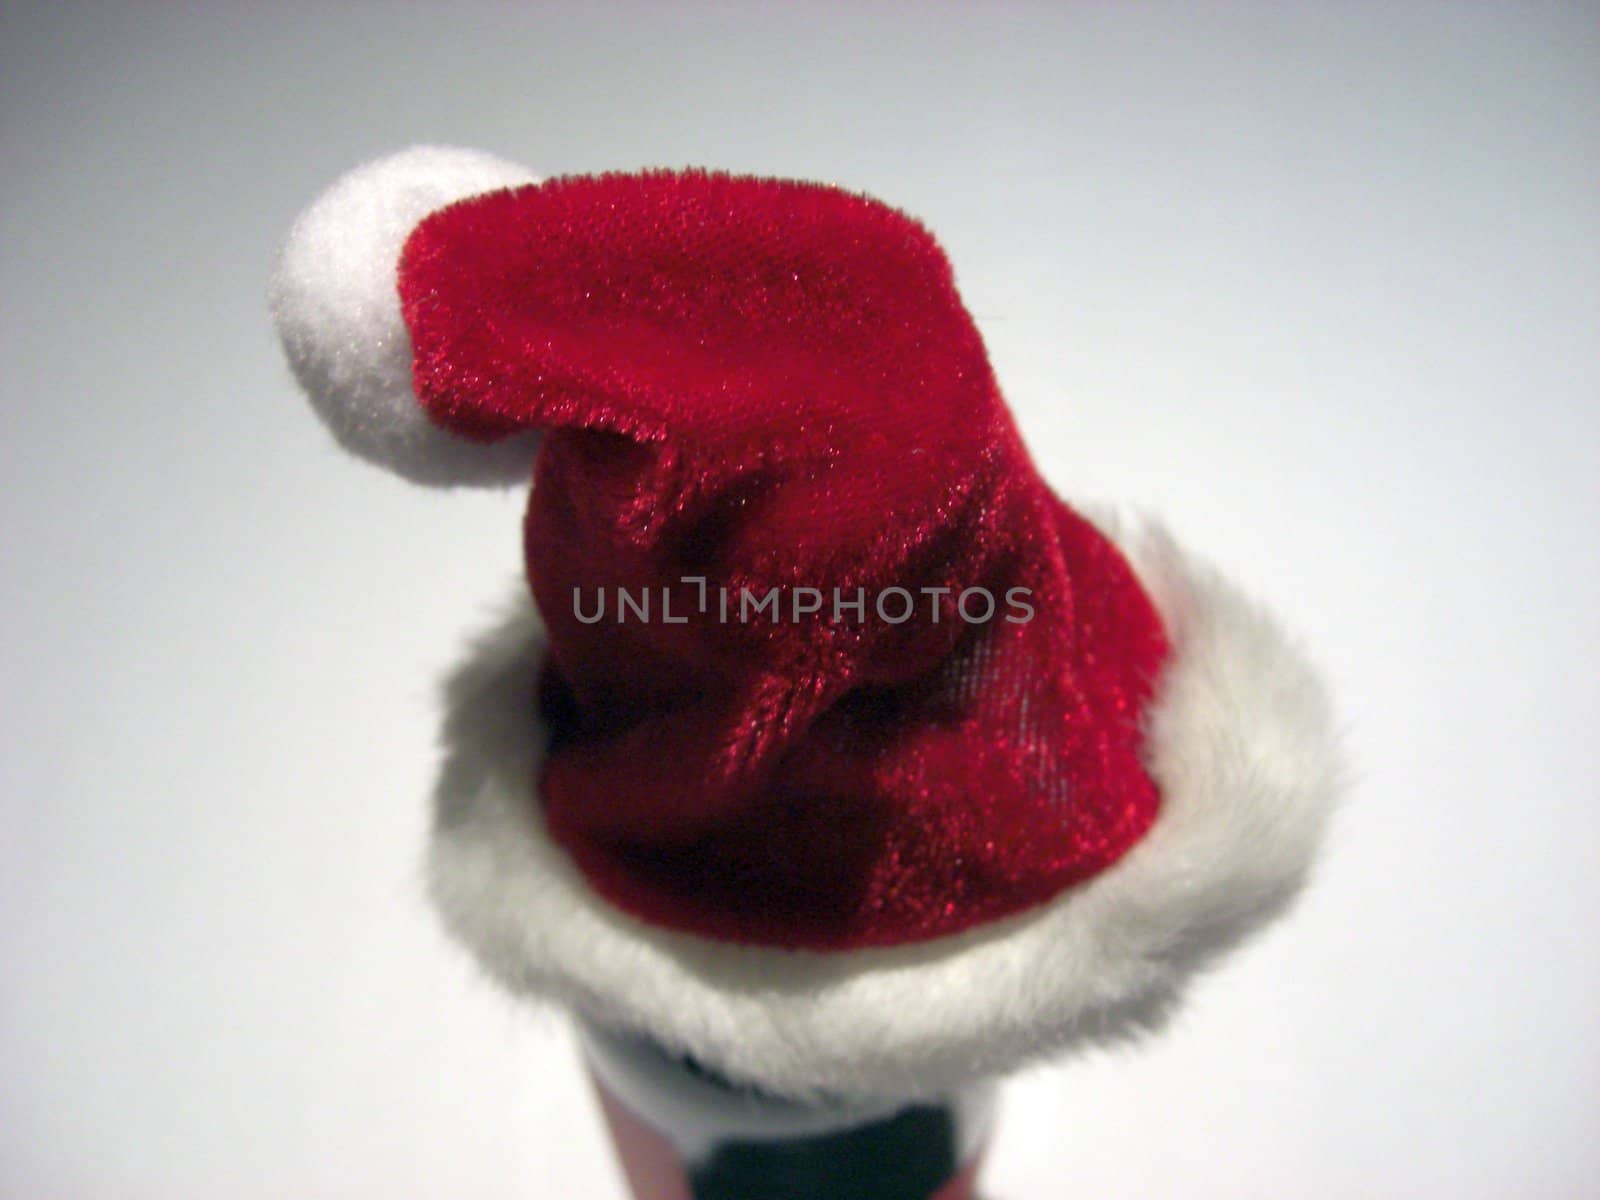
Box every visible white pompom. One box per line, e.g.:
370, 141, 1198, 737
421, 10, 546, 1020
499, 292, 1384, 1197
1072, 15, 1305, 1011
270, 145, 541, 486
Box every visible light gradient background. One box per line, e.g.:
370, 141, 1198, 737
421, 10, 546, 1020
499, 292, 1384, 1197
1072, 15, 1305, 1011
3, 3, 1597, 1197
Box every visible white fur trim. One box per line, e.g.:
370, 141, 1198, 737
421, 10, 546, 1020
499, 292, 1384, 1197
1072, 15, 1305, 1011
580, 1022, 996, 1163
427, 519, 1340, 1101
270, 146, 541, 486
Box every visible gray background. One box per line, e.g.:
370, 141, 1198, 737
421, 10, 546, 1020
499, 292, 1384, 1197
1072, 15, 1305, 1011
3, 2, 1597, 1196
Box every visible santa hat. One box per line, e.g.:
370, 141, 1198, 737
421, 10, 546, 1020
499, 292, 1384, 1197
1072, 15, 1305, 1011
272, 146, 1339, 1100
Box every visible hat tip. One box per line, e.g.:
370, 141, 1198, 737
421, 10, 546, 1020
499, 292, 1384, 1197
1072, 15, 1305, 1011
270, 145, 540, 486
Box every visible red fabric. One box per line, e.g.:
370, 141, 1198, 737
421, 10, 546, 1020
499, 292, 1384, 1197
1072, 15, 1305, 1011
400, 171, 1170, 950
931, 1154, 986, 1200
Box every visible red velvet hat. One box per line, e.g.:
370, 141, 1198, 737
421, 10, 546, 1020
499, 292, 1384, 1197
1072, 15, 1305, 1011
273, 147, 1338, 1099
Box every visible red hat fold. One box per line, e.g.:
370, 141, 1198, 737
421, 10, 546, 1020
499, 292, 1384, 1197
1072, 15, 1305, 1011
396, 171, 1170, 950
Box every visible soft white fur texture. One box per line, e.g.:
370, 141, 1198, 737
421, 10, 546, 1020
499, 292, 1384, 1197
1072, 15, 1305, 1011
427, 517, 1340, 1101
270, 146, 541, 486
581, 1023, 996, 1162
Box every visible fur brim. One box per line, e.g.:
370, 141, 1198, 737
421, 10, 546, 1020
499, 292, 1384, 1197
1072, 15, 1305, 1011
426, 517, 1339, 1101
